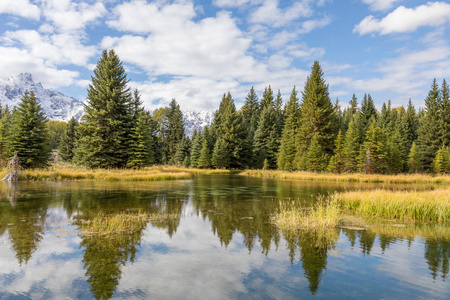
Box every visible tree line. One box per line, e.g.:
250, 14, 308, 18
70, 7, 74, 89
1, 50, 449, 174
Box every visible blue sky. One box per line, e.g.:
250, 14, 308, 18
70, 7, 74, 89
0, 0, 449, 112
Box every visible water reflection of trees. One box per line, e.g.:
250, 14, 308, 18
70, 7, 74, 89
0, 182, 48, 265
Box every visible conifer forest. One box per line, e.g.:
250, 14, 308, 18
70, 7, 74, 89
1, 49, 449, 175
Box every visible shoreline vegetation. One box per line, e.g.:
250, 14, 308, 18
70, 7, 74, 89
273, 188, 450, 232
240, 169, 450, 184
0, 164, 231, 182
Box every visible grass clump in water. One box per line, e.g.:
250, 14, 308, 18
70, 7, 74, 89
332, 188, 450, 222
273, 196, 341, 231
80, 211, 178, 236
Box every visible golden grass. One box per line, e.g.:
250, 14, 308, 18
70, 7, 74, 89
1, 163, 231, 181
273, 196, 341, 231
331, 188, 450, 222
80, 211, 178, 236
240, 169, 450, 184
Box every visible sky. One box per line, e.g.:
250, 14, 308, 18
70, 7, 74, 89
0, 0, 449, 112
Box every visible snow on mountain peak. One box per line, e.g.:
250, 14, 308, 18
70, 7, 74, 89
0, 73, 84, 121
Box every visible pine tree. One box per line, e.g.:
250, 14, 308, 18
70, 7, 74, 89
274, 89, 284, 138
433, 144, 450, 174
59, 117, 79, 162
405, 99, 418, 150
74, 50, 132, 168
417, 79, 442, 171
278, 87, 300, 170
197, 137, 211, 169
127, 111, 154, 168
253, 105, 279, 169
328, 130, 344, 173
213, 93, 249, 169
165, 99, 185, 164
439, 79, 450, 146
9, 91, 50, 168
190, 130, 202, 168
408, 142, 421, 173
343, 119, 360, 173
241, 86, 260, 133
212, 138, 229, 169
0, 106, 12, 165
260, 86, 274, 110
358, 118, 387, 174
295, 61, 337, 169
343, 94, 358, 132
174, 136, 191, 166
306, 133, 327, 172
356, 94, 377, 143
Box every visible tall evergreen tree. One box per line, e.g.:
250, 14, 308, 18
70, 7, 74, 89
439, 79, 450, 146
417, 79, 442, 171
278, 87, 300, 170
174, 136, 191, 166
260, 86, 274, 110
295, 61, 337, 169
408, 142, 421, 173
165, 99, 185, 164
405, 99, 419, 150
343, 119, 360, 173
328, 130, 344, 173
358, 118, 387, 174
59, 117, 79, 162
74, 50, 132, 168
212, 137, 229, 169
0, 106, 12, 165
197, 136, 211, 169
253, 105, 279, 169
343, 94, 358, 132
10, 91, 50, 168
190, 130, 202, 168
356, 93, 377, 143
306, 133, 328, 172
127, 111, 154, 168
433, 144, 450, 174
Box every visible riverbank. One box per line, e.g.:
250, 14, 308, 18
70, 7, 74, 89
240, 169, 450, 184
0, 164, 231, 181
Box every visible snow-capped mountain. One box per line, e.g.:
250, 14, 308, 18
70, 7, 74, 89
183, 110, 213, 137
0, 73, 84, 121
0, 73, 213, 135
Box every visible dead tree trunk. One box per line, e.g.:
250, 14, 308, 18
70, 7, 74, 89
2, 152, 19, 182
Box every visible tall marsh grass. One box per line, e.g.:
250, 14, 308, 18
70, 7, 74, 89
5, 163, 231, 181
241, 169, 450, 184
331, 188, 450, 222
273, 196, 341, 231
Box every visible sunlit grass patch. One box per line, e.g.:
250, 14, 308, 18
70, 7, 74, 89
273, 196, 341, 231
79, 211, 178, 236
331, 188, 450, 222
11, 163, 231, 181
241, 169, 450, 184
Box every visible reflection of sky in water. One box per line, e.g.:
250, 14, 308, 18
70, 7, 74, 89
0, 179, 448, 299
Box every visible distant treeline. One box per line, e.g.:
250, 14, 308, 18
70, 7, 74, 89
1, 50, 449, 174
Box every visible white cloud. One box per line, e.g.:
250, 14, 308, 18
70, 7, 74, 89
0, 47, 79, 88
354, 2, 450, 35
213, 0, 262, 8
362, 0, 402, 11
298, 16, 331, 33
3, 30, 97, 67
249, 0, 314, 27
41, 0, 106, 32
0, 0, 40, 20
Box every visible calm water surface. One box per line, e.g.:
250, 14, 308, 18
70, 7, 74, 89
0, 175, 448, 299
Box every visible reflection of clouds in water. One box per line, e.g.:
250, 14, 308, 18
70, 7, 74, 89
117, 214, 308, 299
0, 232, 86, 299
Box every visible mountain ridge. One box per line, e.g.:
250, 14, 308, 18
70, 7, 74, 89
0, 73, 212, 136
